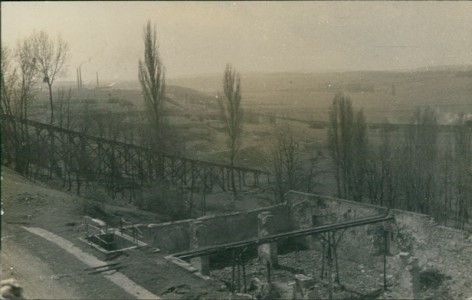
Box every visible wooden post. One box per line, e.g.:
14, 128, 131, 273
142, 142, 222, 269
242, 252, 247, 293
333, 232, 340, 284
221, 167, 226, 191
383, 230, 388, 290
267, 261, 271, 283
320, 234, 325, 279
328, 232, 333, 300
238, 170, 242, 191
231, 250, 236, 293
237, 257, 241, 292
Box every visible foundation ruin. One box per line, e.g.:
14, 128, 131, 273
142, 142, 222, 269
82, 191, 472, 299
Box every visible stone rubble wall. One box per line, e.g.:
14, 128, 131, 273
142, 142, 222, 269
137, 190, 471, 297
138, 203, 292, 253
286, 190, 472, 298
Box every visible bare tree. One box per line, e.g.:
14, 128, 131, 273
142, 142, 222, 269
1, 47, 20, 168
218, 64, 243, 199
270, 124, 302, 202
399, 107, 439, 214
31, 31, 69, 124
15, 37, 40, 175
327, 94, 367, 201
452, 114, 471, 229
351, 109, 368, 201
1, 47, 18, 117
138, 21, 166, 148
1, 42, 39, 175
365, 122, 399, 207
16, 37, 39, 123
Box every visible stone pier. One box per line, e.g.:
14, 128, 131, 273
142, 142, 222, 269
258, 212, 278, 266
391, 252, 420, 299
190, 220, 210, 275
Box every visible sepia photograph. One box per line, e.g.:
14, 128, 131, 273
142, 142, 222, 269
1, 1, 471, 299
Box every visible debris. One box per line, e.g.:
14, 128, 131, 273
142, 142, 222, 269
227, 292, 253, 299
1, 278, 24, 300
84, 262, 120, 271
259, 283, 281, 300
88, 265, 124, 275
1, 235, 14, 241
161, 284, 191, 295
50, 274, 71, 280
294, 274, 314, 289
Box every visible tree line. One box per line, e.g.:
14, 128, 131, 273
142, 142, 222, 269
271, 93, 471, 230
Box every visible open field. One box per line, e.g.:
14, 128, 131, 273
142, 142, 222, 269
168, 68, 472, 124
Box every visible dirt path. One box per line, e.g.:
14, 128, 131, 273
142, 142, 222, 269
1, 169, 158, 299
1, 222, 148, 299
22, 226, 159, 299
1, 231, 81, 299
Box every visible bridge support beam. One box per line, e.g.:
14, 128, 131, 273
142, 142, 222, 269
190, 221, 210, 275
258, 212, 278, 267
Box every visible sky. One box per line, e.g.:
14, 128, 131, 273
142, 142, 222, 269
2, 1, 472, 82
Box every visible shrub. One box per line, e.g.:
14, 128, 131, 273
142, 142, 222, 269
135, 180, 190, 220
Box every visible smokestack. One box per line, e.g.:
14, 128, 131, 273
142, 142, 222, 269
77, 67, 80, 90
96, 72, 99, 88
79, 67, 83, 89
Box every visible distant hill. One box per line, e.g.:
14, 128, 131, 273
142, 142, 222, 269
167, 67, 472, 124
54, 66, 472, 124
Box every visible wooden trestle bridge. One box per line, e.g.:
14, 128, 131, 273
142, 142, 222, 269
2, 115, 271, 198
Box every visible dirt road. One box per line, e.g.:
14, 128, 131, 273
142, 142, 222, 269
1, 223, 140, 299
2, 227, 81, 299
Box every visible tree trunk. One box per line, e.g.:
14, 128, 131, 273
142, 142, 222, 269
48, 82, 54, 124
230, 152, 237, 201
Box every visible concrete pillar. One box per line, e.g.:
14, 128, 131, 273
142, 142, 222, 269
383, 222, 393, 255
394, 252, 420, 299
289, 200, 314, 249
258, 212, 278, 266
190, 221, 210, 275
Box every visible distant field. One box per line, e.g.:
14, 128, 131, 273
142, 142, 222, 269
168, 68, 472, 124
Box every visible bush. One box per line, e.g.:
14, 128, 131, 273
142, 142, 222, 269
419, 268, 447, 291
135, 181, 190, 220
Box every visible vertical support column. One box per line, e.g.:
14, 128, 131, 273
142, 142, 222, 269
258, 212, 278, 267
382, 221, 392, 290
238, 170, 242, 191
190, 221, 210, 275
290, 200, 314, 249
383, 230, 388, 290
327, 232, 333, 300
397, 252, 420, 299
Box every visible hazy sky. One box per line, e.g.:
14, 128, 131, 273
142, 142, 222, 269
2, 1, 472, 82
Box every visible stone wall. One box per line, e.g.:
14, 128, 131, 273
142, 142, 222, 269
286, 191, 472, 298
391, 209, 472, 298
139, 219, 192, 253
195, 204, 291, 247
138, 190, 471, 297
287, 191, 388, 267
139, 203, 292, 253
